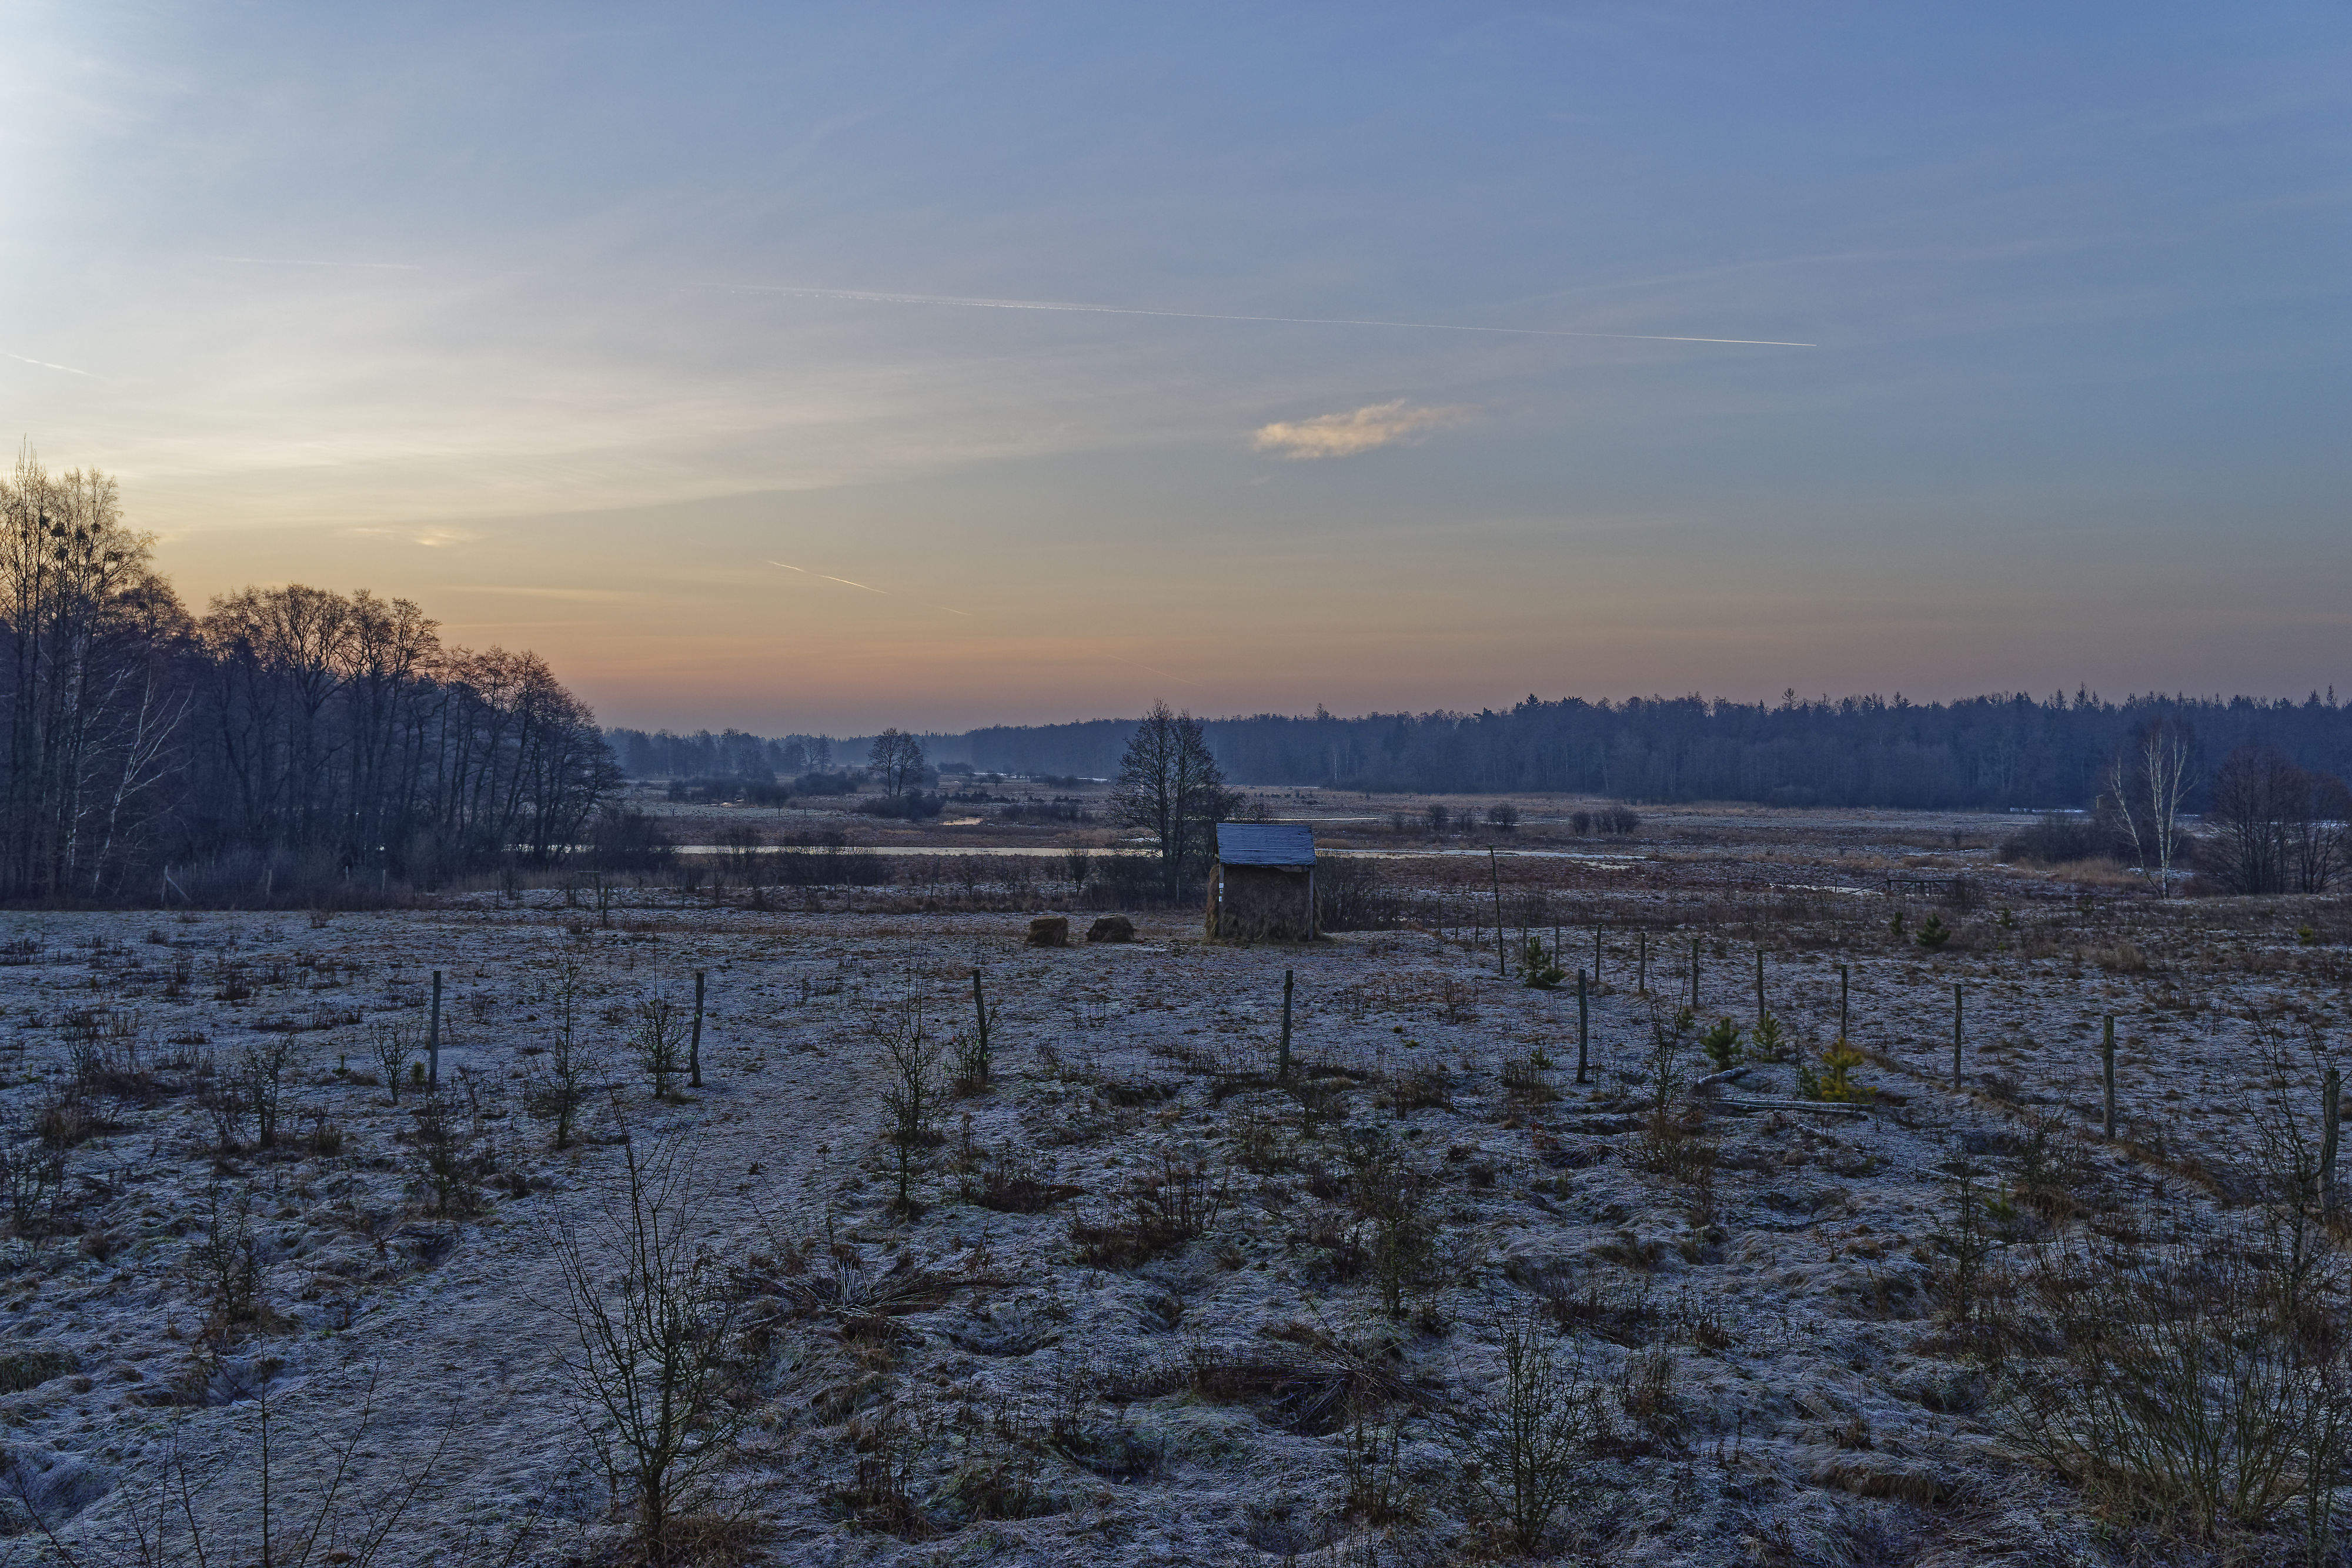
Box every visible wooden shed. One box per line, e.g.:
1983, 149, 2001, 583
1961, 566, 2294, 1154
1205, 823, 1318, 941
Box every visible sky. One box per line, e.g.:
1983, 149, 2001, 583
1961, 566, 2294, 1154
5, 4, 2348, 734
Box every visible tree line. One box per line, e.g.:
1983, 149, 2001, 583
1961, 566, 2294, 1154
936, 691, 2352, 811
603, 726, 832, 781
2, 454, 612, 901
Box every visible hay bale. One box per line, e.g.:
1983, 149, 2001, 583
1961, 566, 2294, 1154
1026, 915, 1070, 948
1086, 915, 1135, 944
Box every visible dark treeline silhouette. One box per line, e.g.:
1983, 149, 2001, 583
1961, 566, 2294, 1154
604, 726, 831, 780
943, 691, 2352, 810
2, 456, 610, 901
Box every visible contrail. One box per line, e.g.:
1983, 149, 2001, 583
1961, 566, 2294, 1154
769, 560, 965, 617
5, 351, 94, 376
711, 283, 1815, 348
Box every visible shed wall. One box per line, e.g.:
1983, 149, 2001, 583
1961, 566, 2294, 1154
1205, 862, 1317, 941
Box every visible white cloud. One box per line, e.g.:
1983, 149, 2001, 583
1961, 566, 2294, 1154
1250, 400, 1470, 459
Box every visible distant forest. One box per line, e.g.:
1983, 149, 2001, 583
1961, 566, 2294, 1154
603, 727, 834, 782
625, 692, 2352, 812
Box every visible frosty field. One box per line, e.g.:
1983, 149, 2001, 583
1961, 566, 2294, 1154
0, 815, 2346, 1566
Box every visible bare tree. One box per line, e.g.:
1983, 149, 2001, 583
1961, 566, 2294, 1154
549, 1124, 743, 1566
2290, 771, 2352, 894
630, 993, 690, 1099
238, 1035, 298, 1149
2106, 717, 2194, 895
870, 982, 943, 1215
867, 727, 926, 797
1111, 700, 1230, 898
2209, 744, 2352, 895
533, 959, 599, 1149
369, 1021, 417, 1104
0, 452, 177, 899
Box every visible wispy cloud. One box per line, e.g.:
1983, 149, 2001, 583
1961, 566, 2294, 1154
1251, 400, 1471, 460
717, 283, 1816, 346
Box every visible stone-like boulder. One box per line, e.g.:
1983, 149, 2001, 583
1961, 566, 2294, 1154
1085, 915, 1135, 944
1025, 915, 1070, 948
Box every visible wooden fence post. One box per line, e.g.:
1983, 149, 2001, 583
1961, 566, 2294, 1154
1689, 937, 1700, 1011
1636, 930, 1646, 994
2323, 1066, 2341, 1208
1754, 947, 1766, 1026
1839, 964, 1849, 1042
689, 969, 706, 1088
1279, 969, 1294, 1083
1951, 982, 1963, 1090
1489, 850, 1506, 978
2102, 1014, 2117, 1138
1576, 968, 1589, 1085
427, 969, 442, 1091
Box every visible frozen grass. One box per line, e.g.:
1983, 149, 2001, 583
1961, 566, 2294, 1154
0, 815, 2344, 1563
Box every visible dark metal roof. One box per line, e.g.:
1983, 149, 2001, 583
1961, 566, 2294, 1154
1215, 823, 1316, 867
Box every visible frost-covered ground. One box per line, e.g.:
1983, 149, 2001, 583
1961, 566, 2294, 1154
0, 829, 2346, 1565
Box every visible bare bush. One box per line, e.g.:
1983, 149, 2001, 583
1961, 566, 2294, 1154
529, 959, 599, 1149
238, 1035, 298, 1149
409, 1092, 490, 1217
549, 1128, 745, 1565
1070, 1151, 1230, 1267
17, 1372, 467, 1566
370, 1021, 417, 1105
1997, 1235, 2351, 1542
870, 985, 943, 1216
631, 992, 691, 1100
186, 1183, 266, 1339
1448, 1303, 1601, 1551
0, 1137, 66, 1240
1348, 1134, 1439, 1318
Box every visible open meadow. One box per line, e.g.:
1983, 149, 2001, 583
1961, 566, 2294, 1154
0, 803, 2346, 1566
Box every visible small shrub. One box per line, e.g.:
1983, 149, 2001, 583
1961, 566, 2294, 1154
1997, 1236, 2352, 1540
0, 1140, 66, 1239
1698, 1017, 1743, 1072
870, 986, 943, 1216
1348, 1132, 1439, 1318
1797, 1039, 1872, 1104
1448, 1304, 1601, 1550
1070, 1151, 1228, 1267
1384, 1065, 1451, 1117
1500, 1052, 1559, 1105
1516, 934, 1563, 989
967, 1146, 1078, 1213
630, 992, 691, 1099
409, 1094, 490, 1217
370, 1021, 417, 1104
0, 1348, 74, 1394
188, 1183, 266, 1336
1914, 914, 1952, 951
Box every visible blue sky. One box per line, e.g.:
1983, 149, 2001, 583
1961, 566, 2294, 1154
5, 4, 2347, 731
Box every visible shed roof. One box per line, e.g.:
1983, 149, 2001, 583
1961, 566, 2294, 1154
1215, 823, 1317, 867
